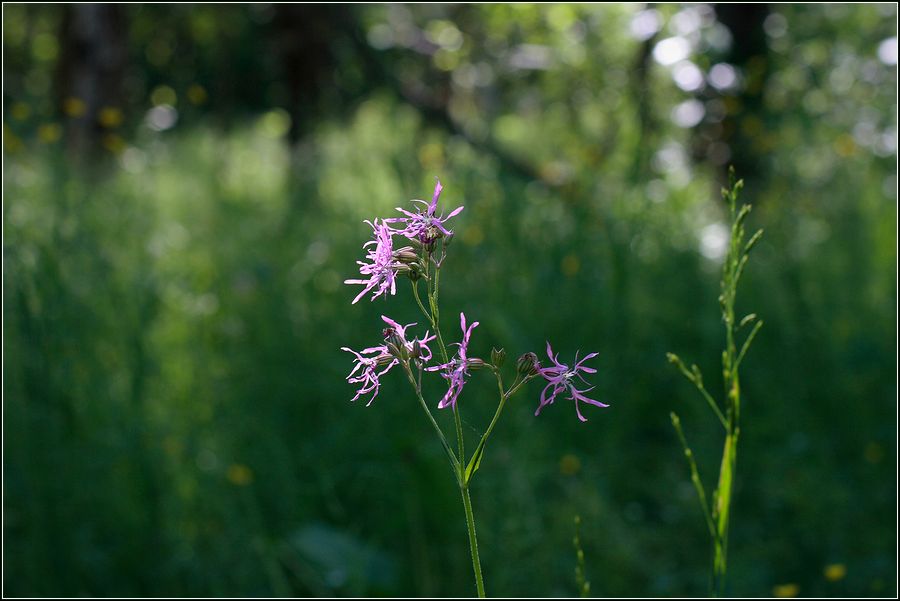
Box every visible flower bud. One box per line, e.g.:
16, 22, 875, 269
383, 327, 407, 359
517, 352, 540, 376
419, 226, 442, 251
405, 261, 424, 282
386, 341, 405, 360
491, 347, 506, 368
410, 339, 422, 360
393, 247, 419, 264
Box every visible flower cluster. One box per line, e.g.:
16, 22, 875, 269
342, 177, 609, 422
341, 316, 435, 405
385, 178, 464, 247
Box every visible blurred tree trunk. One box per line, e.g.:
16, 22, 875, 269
713, 3, 772, 182
270, 4, 356, 143
55, 4, 127, 157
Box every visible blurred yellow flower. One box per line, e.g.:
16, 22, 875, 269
772, 583, 800, 598
462, 224, 484, 246
4, 125, 23, 153
151, 85, 177, 107
824, 563, 846, 582
38, 123, 62, 143
98, 107, 124, 128
833, 134, 856, 157
227, 463, 254, 486
63, 97, 87, 117
562, 253, 580, 277
102, 133, 125, 154
187, 84, 208, 106
11, 102, 31, 121
864, 442, 884, 464
559, 453, 581, 476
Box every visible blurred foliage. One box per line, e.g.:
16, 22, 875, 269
3, 3, 897, 597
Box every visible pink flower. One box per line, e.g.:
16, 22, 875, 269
386, 178, 464, 246
341, 316, 436, 405
427, 312, 481, 410
345, 219, 411, 304
536, 342, 608, 422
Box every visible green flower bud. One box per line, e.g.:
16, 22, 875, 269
491, 347, 506, 368
467, 358, 487, 370
516, 352, 540, 376
406, 261, 424, 282
393, 247, 419, 264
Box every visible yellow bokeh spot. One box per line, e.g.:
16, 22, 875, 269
833, 134, 856, 157
562, 253, 580, 277
434, 48, 460, 71
741, 115, 764, 137
864, 442, 884, 464
4, 125, 23, 153
187, 83, 209, 105
462, 224, 484, 246
824, 563, 846, 582
11, 102, 31, 121
63, 97, 87, 117
559, 453, 581, 476
773, 583, 800, 598
162, 436, 182, 457
102, 133, 125, 154
187, 84, 208, 105
418, 142, 445, 170
38, 123, 62, 143
98, 106, 124, 128
227, 463, 254, 486
151, 85, 177, 107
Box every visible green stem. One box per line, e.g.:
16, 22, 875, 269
403, 366, 458, 474
461, 484, 485, 597
412, 281, 432, 324
670, 412, 715, 538
425, 255, 461, 463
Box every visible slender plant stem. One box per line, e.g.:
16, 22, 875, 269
425, 255, 464, 465
403, 366, 458, 473
460, 484, 485, 598
670, 172, 760, 597
411, 281, 431, 324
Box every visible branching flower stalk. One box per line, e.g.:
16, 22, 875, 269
667, 169, 763, 597
343, 178, 609, 597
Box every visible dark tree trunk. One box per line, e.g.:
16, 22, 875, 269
270, 4, 356, 143
55, 4, 128, 158
713, 3, 772, 181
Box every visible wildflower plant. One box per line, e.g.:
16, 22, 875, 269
667, 169, 764, 596
342, 178, 608, 597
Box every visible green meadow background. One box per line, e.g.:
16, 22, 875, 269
4, 4, 897, 597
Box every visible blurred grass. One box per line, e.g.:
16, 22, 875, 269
4, 96, 896, 596
3, 3, 898, 597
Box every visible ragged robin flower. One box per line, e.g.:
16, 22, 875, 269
427, 312, 482, 410
535, 342, 608, 422
341, 316, 435, 405
345, 219, 417, 304
386, 178, 464, 248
